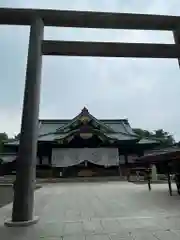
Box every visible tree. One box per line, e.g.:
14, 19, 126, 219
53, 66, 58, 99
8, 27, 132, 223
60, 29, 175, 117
154, 129, 175, 147
133, 128, 153, 138
14, 133, 20, 140
133, 128, 175, 147
0, 133, 8, 153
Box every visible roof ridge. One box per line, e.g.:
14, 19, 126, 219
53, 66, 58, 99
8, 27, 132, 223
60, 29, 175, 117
39, 118, 129, 122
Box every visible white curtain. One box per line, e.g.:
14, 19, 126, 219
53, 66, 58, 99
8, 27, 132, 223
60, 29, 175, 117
88, 148, 119, 166
51, 148, 119, 167
52, 148, 83, 167
127, 155, 137, 163
42, 156, 49, 165
119, 155, 125, 164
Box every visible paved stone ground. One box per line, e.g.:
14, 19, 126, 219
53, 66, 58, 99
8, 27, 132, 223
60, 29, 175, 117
0, 186, 13, 208
0, 181, 180, 239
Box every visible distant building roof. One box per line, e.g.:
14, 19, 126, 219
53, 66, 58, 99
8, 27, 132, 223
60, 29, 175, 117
0, 153, 17, 163
137, 147, 180, 163
138, 138, 160, 144
4, 140, 19, 146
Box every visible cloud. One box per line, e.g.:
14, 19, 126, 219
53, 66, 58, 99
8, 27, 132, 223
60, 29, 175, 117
0, 0, 180, 140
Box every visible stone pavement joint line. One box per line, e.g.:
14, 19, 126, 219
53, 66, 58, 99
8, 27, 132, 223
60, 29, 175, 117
0, 182, 180, 239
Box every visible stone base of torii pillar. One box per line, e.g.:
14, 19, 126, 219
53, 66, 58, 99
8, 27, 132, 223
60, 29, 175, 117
4, 216, 39, 227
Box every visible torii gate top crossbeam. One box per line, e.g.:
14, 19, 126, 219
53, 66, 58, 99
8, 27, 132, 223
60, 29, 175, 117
0, 7, 180, 30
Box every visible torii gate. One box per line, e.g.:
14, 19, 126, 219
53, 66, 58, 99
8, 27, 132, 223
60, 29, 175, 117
0, 8, 180, 226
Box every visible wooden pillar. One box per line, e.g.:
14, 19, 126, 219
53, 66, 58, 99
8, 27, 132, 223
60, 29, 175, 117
48, 154, 51, 165
125, 155, 130, 181
49, 146, 52, 165
167, 162, 172, 196
39, 155, 42, 165
5, 17, 44, 226
118, 153, 122, 177
147, 167, 151, 191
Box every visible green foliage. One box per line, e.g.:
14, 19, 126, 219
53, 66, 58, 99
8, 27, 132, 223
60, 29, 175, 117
133, 128, 175, 147
14, 133, 20, 140
0, 132, 8, 153
154, 129, 175, 146
133, 128, 153, 138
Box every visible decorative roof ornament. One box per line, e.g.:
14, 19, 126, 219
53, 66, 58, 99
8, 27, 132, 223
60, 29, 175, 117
80, 107, 90, 124
80, 116, 90, 124
81, 106, 89, 114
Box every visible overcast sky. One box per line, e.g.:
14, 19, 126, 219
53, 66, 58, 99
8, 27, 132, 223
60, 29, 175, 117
0, 0, 180, 140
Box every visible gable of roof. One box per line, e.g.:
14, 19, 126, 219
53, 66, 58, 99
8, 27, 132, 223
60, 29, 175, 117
38, 108, 137, 137
38, 119, 136, 136
55, 107, 116, 134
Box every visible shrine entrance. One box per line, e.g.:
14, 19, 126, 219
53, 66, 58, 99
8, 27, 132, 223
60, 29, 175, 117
1, 7, 180, 225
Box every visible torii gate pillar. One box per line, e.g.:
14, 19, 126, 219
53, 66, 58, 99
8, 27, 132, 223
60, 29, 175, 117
5, 17, 44, 226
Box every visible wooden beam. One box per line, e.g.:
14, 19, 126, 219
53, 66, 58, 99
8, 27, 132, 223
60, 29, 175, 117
42, 40, 180, 58
173, 28, 180, 67
0, 8, 180, 30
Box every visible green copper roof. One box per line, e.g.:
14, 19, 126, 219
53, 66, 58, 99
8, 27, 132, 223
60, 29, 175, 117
38, 107, 137, 138
5, 108, 158, 145
138, 138, 160, 144
55, 107, 116, 134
